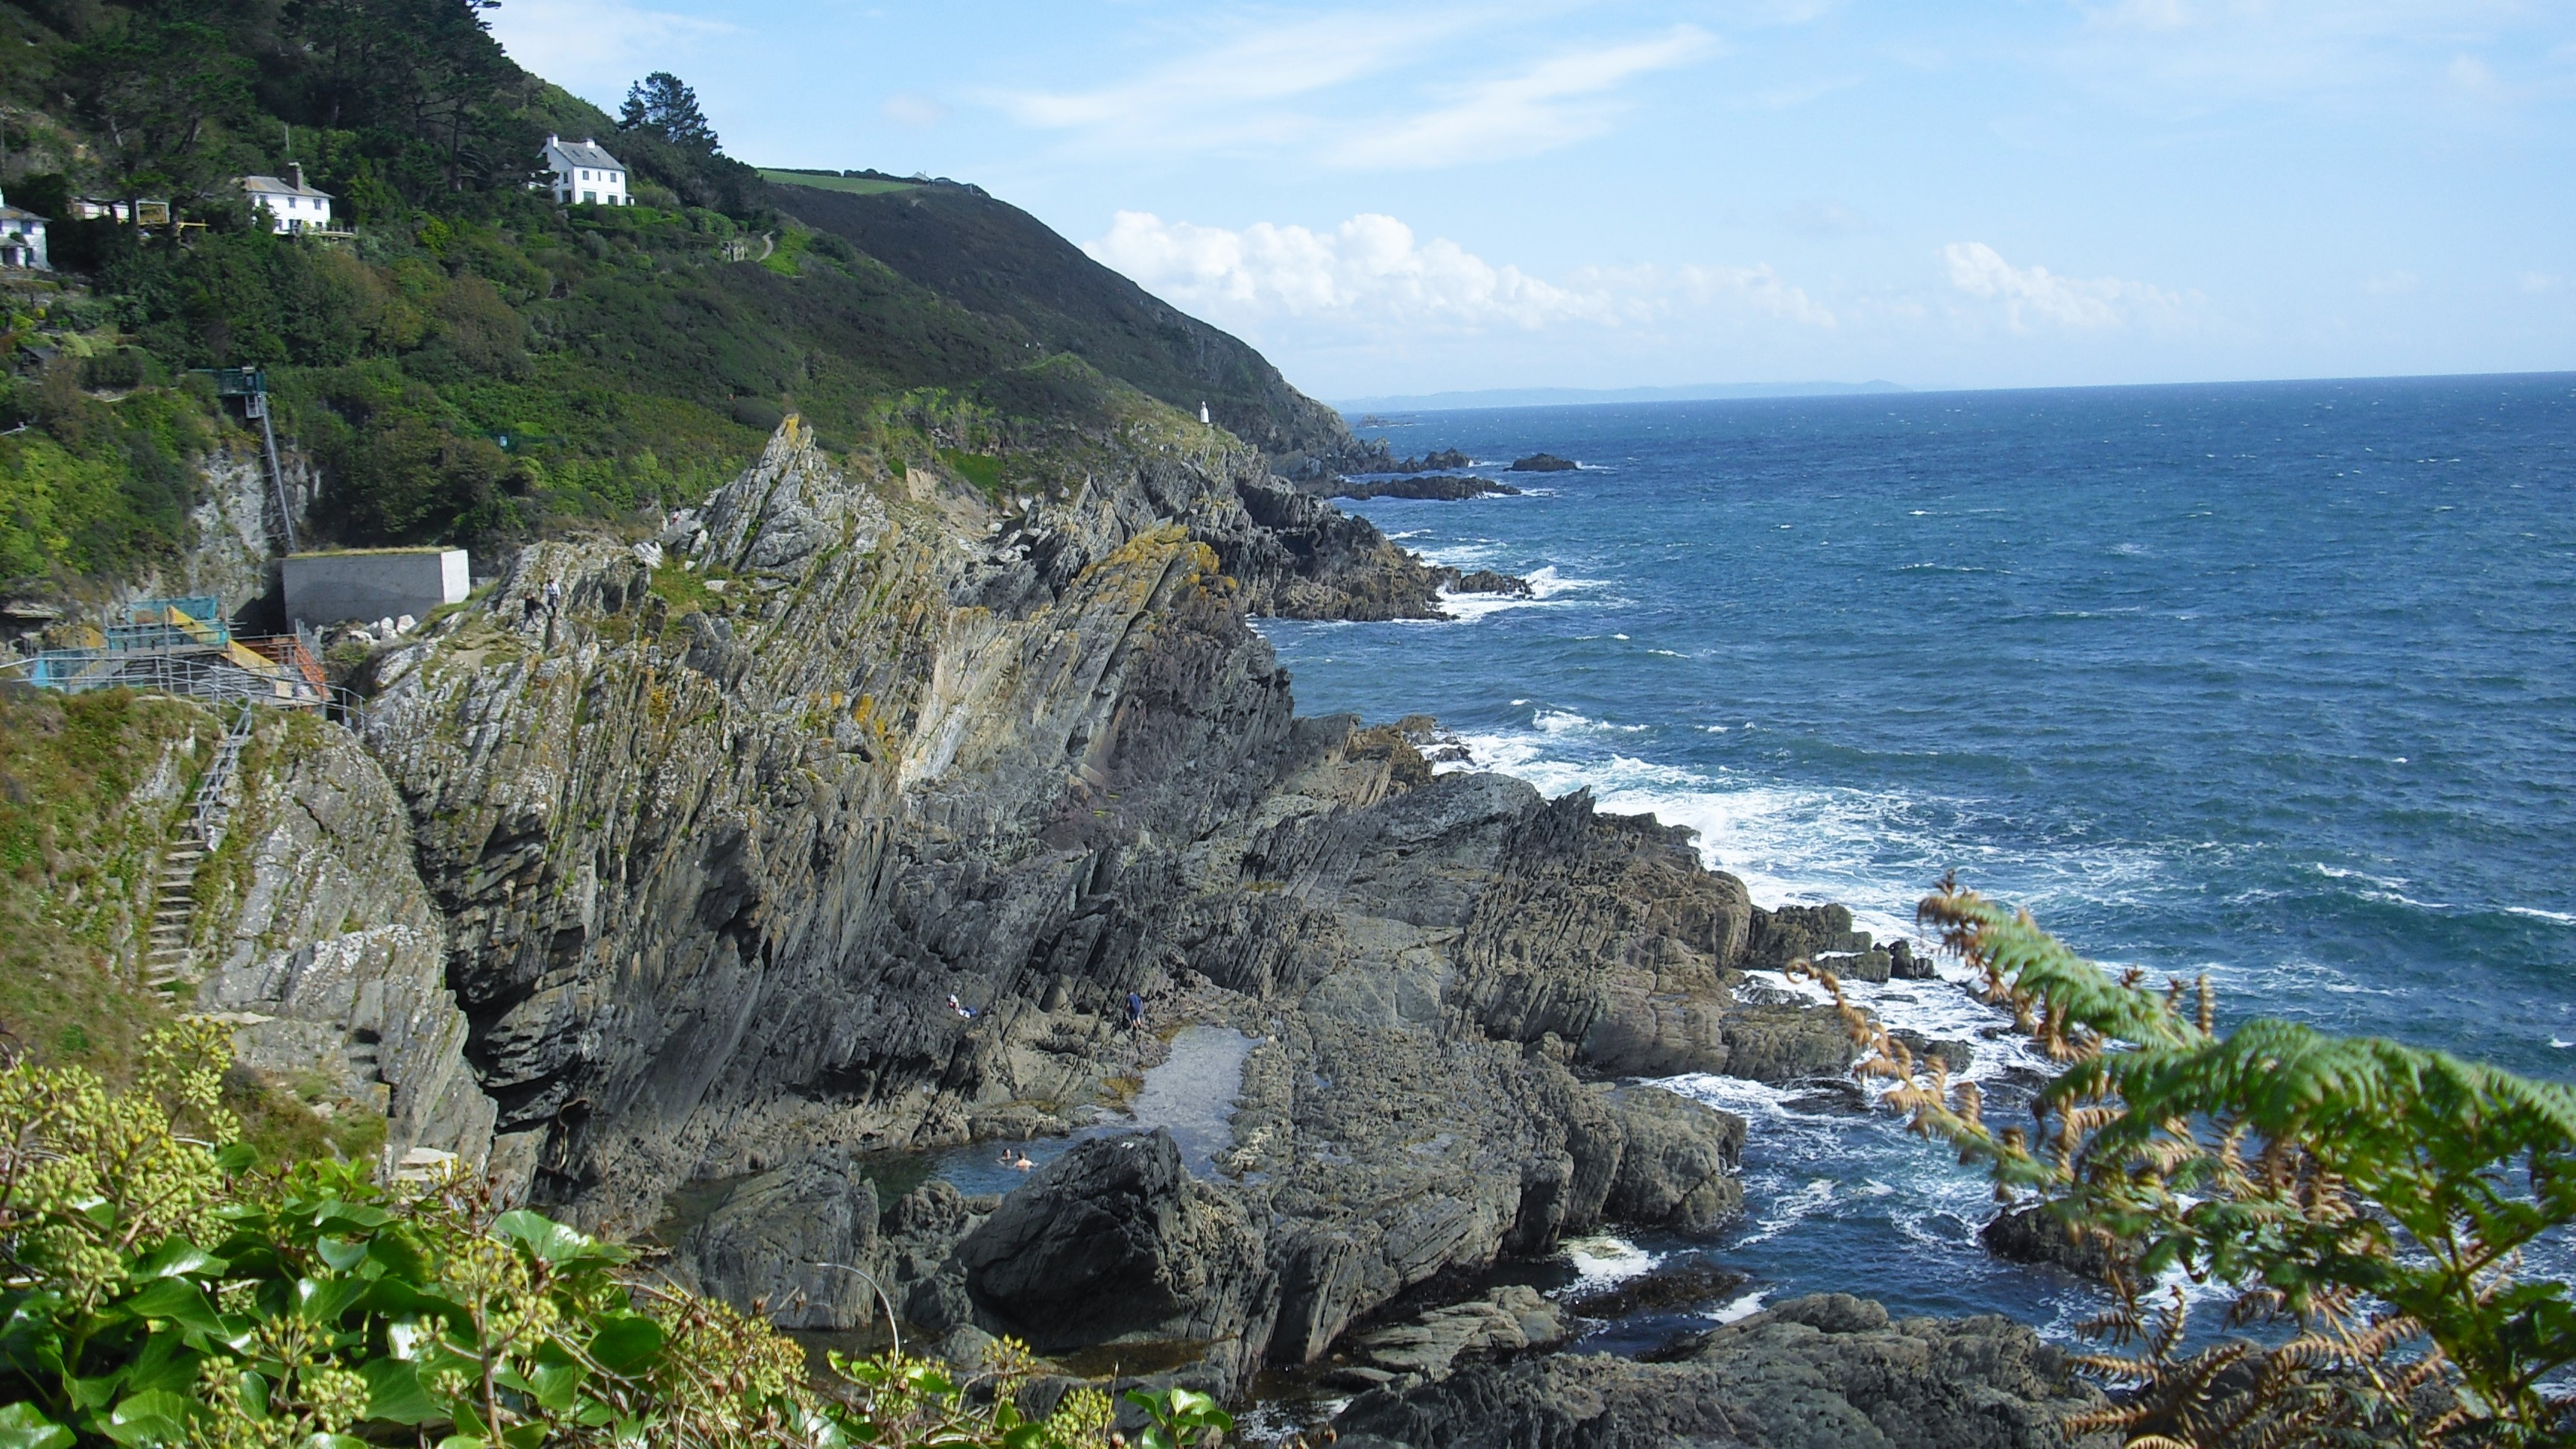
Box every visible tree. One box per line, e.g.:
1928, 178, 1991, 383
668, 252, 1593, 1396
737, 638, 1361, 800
619, 72, 719, 152
58, 14, 256, 209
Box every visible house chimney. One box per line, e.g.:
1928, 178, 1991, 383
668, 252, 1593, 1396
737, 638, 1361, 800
288, 161, 305, 192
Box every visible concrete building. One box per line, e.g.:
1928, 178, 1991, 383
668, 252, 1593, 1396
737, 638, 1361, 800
284, 549, 469, 629
240, 164, 335, 234
543, 136, 632, 206
0, 190, 46, 269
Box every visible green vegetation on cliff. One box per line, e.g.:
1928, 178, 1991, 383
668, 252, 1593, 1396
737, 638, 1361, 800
0, 1022, 1248, 1448
0, 3, 1367, 596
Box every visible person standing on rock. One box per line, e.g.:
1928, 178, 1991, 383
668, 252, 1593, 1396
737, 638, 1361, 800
1126, 991, 1144, 1032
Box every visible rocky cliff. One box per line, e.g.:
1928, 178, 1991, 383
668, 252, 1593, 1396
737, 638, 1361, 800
186, 709, 498, 1170
333, 412, 1875, 1389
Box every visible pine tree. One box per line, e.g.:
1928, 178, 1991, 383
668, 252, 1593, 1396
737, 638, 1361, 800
619, 71, 719, 152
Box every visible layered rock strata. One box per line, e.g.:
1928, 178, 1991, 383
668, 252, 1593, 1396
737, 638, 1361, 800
190, 710, 497, 1170
347, 416, 1884, 1387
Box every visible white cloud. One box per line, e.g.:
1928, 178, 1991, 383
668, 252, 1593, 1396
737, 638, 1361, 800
2522, 271, 2565, 293
2447, 53, 2501, 95
1325, 28, 1719, 169
882, 94, 947, 127
993, 10, 1473, 150
2364, 269, 2421, 294
1941, 242, 2186, 329
991, 13, 1717, 169
486, 0, 732, 91
1087, 212, 1616, 328
1087, 212, 1843, 338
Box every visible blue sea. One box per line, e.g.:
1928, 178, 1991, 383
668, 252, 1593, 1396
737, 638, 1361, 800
1260, 372, 2576, 1339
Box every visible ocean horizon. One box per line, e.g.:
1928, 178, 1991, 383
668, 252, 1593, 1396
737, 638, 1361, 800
1266, 369, 2576, 1333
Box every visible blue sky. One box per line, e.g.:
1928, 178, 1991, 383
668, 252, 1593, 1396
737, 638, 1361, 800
491, 1, 2576, 398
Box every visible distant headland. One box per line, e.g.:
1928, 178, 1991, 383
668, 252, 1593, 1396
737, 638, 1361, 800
1336, 379, 1908, 414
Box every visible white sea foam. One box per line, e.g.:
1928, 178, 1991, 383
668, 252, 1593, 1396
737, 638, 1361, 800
1430, 564, 1603, 623
1731, 1177, 1838, 1247
1706, 1289, 1771, 1324
1562, 1235, 1661, 1294
2315, 862, 2409, 889
1532, 709, 1649, 736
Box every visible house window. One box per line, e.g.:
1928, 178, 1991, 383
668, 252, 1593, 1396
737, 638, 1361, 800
583, 191, 596, 204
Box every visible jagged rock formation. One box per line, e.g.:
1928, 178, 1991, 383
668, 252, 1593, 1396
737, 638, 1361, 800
1333, 1293, 2113, 1449
189, 710, 496, 1169
956, 1130, 1267, 1360
348, 415, 1870, 1388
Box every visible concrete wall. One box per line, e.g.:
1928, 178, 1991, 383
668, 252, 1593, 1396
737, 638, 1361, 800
285, 549, 469, 628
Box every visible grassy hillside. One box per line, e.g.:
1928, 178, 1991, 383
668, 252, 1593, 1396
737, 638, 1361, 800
0, 0, 1360, 599
758, 168, 919, 197
775, 181, 1372, 466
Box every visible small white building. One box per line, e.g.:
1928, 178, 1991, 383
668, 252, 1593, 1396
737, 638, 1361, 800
0, 190, 45, 270
240, 163, 335, 234
543, 136, 631, 206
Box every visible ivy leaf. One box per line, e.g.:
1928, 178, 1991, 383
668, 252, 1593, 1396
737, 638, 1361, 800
584, 1314, 664, 1374
101, 1389, 194, 1446
115, 1332, 203, 1398
129, 1240, 224, 1281
294, 1275, 372, 1327
315, 1237, 370, 1272
492, 1210, 597, 1264
311, 1201, 393, 1234
0, 1404, 73, 1449
114, 1278, 224, 1339
358, 1360, 443, 1425
524, 1357, 586, 1413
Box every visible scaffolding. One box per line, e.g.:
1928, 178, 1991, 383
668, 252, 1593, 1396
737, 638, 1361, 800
4, 596, 343, 716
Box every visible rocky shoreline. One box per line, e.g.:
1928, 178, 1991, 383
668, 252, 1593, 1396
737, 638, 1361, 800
168, 417, 2095, 1445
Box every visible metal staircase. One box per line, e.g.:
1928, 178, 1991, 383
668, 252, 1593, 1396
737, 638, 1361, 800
144, 706, 255, 993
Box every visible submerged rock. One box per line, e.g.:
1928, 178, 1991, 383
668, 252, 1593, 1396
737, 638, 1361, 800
1318, 475, 1521, 502
1980, 1202, 2116, 1281
1506, 453, 1579, 473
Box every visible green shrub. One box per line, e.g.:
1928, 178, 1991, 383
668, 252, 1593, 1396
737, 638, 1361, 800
1808, 878, 2576, 1446
0, 1023, 1125, 1448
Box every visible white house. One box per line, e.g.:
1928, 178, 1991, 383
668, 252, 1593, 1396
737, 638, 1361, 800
543, 136, 631, 206
240, 163, 334, 234
0, 190, 45, 270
